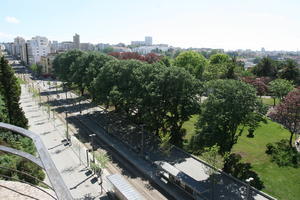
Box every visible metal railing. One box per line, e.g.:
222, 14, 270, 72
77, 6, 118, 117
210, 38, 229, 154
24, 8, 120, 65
0, 122, 73, 200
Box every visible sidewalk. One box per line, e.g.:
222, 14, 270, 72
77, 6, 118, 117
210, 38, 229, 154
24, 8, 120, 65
20, 84, 111, 200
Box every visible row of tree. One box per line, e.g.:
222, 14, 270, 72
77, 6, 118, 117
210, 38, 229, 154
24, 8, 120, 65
0, 56, 45, 185
251, 57, 300, 84
0, 57, 27, 128
53, 50, 268, 151
242, 77, 294, 105
53, 50, 201, 146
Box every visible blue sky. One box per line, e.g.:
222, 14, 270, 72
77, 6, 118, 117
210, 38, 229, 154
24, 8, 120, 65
1, 0, 300, 50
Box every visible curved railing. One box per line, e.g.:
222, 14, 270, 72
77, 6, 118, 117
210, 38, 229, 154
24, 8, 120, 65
0, 122, 73, 200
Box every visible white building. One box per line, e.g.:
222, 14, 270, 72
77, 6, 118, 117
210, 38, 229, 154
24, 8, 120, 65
145, 36, 152, 46
29, 36, 50, 64
132, 45, 169, 55
96, 43, 110, 51
13, 37, 25, 58
59, 41, 74, 51
80, 43, 94, 51
131, 36, 153, 46
50, 41, 59, 53
73, 33, 80, 49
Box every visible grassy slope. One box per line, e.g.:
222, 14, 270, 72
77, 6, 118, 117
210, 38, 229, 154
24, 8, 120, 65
183, 117, 300, 200
232, 120, 300, 200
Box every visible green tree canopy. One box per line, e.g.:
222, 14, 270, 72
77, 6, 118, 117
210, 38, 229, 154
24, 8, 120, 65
252, 57, 277, 77
191, 79, 266, 154
269, 79, 294, 106
53, 50, 84, 83
70, 52, 114, 96
0, 57, 28, 128
174, 51, 207, 79
278, 59, 300, 84
209, 53, 231, 65
269, 88, 300, 147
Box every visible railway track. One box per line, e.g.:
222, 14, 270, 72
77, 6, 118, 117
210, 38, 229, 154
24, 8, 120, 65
28, 78, 168, 200
69, 116, 167, 200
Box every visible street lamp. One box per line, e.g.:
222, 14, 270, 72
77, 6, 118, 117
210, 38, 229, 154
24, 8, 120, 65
246, 177, 254, 200
140, 125, 145, 156
89, 133, 96, 163
65, 111, 71, 146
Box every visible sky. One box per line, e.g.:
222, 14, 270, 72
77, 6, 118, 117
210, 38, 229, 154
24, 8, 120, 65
1, 0, 300, 51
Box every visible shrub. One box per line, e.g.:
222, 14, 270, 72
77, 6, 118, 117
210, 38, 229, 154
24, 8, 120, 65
266, 139, 300, 167
223, 153, 264, 190
265, 143, 275, 154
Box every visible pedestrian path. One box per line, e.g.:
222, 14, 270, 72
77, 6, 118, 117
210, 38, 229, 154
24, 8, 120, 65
20, 85, 111, 199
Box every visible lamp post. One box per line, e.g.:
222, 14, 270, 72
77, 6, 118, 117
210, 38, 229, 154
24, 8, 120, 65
65, 111, 70, 146
89, 134, 96, 163
246, 177, 254, 200
140, 125, 145, 156
38, 88, 41, 105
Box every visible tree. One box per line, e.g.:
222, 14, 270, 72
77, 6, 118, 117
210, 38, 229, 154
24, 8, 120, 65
53, 50, 84, 83
150, 66, 201, 146
203, 54, 240, 81
174, 51, 207, 79
159, 56, 171, 67
0, 57, 28, 128
0, 94, 8, 122
209, 53, 231, 65
90, 151, 110, 182
242, 77, 268, 97
191, 80, 266, 154
102, 46, 114, 54
29, 64, 42, 76
278, 59, 300, 84
93, 60, 201, 147
202, 145, 225, 200
269, 79, 294, 106
109, 52, 144, 61
92, 59, 142, 110
268, 88, 300, 147
85, 53, 115, 96
69, 52, 113, 96
144, 53, 161, 64
69, 52, 89, 95
252, 57, 277, 77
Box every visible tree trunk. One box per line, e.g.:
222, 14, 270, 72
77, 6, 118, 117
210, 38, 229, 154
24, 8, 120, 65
273, 98, 276, 106
289, 132, 294, 147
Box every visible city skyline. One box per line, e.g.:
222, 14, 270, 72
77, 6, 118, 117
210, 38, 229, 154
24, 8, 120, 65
1, 0, 300, 51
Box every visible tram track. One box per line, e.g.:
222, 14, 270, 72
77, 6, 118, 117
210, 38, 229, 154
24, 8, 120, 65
70, 116, 167, 200
27, 78, 168, 200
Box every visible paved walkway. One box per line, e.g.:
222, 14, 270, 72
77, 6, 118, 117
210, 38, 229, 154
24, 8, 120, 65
20, 84, 110, 200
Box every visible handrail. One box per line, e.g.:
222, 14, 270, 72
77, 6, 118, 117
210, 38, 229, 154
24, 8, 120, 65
0, 122, 73, 200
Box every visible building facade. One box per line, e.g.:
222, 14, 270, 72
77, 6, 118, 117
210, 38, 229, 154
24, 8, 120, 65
40, 53, 58, 76
13, 37, 26, 58
73, 33, 80, 49
29, 36, 51, 64
144, 36, 152, 46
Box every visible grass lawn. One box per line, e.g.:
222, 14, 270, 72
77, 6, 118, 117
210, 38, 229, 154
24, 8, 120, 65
232, 120, 300, 200
183, 117, 300, 200
182, 114, 198, 142
261, 97, 280, 106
